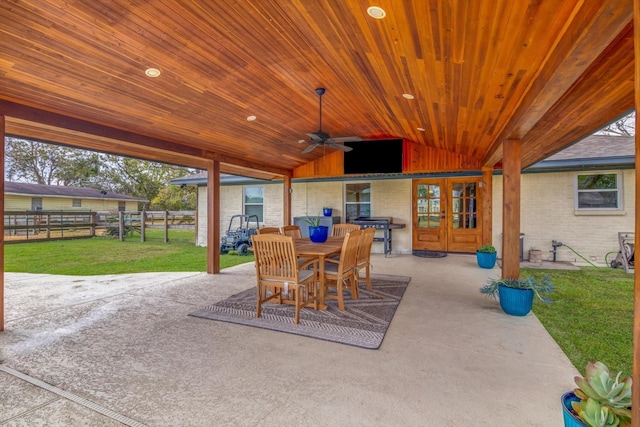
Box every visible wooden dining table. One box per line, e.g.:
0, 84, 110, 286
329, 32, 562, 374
295, 236, 343, 309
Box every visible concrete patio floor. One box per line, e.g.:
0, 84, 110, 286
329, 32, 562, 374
0, 254, 578, 426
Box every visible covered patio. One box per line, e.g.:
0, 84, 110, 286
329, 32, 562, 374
1, 254, 576, 426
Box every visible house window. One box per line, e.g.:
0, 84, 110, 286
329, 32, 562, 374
244, 186, 264, 222
72, 199, 82, 207
345, 183, 371, 222
31, 197, 43, 211
575, 172, 622, 210
118, 201, 126, 212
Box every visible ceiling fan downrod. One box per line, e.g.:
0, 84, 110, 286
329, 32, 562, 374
316, 87, 325, 132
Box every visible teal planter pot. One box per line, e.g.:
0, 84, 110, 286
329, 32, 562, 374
561, 392, 586, 427
476, 251, 497, 269
498, 284, 533, 316
309, 225, 329, 243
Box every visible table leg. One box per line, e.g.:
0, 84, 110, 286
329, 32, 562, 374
317, 254, 327, 310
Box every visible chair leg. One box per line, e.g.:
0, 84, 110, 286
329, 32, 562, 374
294, 285, 301, 324
256, 286, 263, 318
337, 278, 345, 311
365, 264, 371, 290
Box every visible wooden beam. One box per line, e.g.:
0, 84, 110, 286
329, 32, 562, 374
632, 1, 640, 424
501, 139, 521, 280
283, 175, 292, 226
1, 101, 292, 177
481, 167, 493, 246
207, 161, 220, 274
0, 114, 4, 331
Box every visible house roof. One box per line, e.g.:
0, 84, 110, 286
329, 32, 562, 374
526, 135, 635, 172
0, 1, 635, 178
4, 182, 148, 202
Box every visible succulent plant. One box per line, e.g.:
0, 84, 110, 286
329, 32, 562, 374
477, 244, 496, 253
479, 275, 553, 304
571, 361, 632, 427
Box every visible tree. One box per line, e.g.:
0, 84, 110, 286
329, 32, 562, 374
151, 184, 197, 210
5, 137, 103, 186
595, 112, 635, 136
4, 138, 200, 209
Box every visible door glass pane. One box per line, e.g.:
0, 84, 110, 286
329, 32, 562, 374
451, 181, 478, 229
416, 183, 441, 229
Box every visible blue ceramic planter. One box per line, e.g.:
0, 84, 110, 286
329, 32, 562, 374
309, 225, 329, 243
476, 251, 497, 269
322, 208, 332, 216
561, 392, 586, 427
498, 284, 533, 316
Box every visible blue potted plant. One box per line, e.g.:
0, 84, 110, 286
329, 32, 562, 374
302, 214, 328, 243
479, 275, 553, 316
476, 244, 497, 269
561, 361, 632, 427
322, 207, 333, 217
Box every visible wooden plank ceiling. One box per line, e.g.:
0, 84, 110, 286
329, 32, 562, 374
0, 0, 634, 179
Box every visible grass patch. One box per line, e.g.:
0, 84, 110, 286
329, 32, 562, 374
5, 233, 254, 275
525, 267, 633, 376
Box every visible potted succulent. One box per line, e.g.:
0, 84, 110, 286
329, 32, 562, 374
479, 275, 553, 316
476, 244, 497, 269
302, 213, 328, 243
322, 207, 333, 217
561, 361, 632, 427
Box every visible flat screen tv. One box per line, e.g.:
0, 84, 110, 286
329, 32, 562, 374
343, 139, 403, 174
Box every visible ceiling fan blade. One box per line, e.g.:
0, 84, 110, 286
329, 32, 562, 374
326, 142, 353, 152
302, 143, 321, 154
306, 132, 323, 142
329, 136, 362, 143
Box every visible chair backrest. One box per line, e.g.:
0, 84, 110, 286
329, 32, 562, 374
280, 225, 302, 239
257, 227, 281, 235
251, 234, 298, 282
357, 227, 376, 266
332, 223, 361, 237
335, 229, 362, 274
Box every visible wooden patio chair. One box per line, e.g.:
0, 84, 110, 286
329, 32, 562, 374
280, 225, 302, 239
331, 223, 361, 237
356, 227, 376, 290
257, 227, 281, 235
323, 229, 361, 311
251, 234, 318, 324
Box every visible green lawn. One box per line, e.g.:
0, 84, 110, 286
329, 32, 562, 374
525, 267, 633, 376
4, 230, 254, 275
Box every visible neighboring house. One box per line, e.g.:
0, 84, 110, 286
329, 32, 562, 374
4, 182, 147, 212
172, 135, 635, 266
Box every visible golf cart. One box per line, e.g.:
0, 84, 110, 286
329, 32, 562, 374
220, 214, 259, 256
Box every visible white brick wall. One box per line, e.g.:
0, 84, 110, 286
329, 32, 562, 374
492, 170, 635, 266
196, 179, 413, 254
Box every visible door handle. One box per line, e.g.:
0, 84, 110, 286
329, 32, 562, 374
440, 211, 446, 219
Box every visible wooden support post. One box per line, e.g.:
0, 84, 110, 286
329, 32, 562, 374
140, 210, 146, 242
207, 160, 220, 274
90, 212, 96, 237
632, 1, 640, 424
163, 210, 168, 243
118, 211, 124, 241
283, 175, 292, 226
0, 114, 5, 331
501, 139, 521, 280
481, 167, 493, 246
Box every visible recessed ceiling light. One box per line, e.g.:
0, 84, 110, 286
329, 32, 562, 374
417, 127, 425, 132
246, 115, 257, 121
298, 140, 306, 144
403, 93, 414, 100
367, 6, 386, 19
145, 68, 161, 78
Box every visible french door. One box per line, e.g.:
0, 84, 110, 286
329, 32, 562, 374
412, 178, 482, 253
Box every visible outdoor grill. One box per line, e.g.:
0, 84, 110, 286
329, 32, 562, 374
352, 217, 405, 257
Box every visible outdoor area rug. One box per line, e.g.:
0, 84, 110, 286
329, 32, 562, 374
189, 274, 410, 349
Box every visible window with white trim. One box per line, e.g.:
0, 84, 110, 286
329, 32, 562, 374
345, 183, 371, 222
244, 186, 264, 222
575, 172, 622, 211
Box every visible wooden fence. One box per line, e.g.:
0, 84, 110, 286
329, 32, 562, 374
4, 210, 196, 243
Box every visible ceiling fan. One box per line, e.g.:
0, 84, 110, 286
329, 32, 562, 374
300, 87, 362, 154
